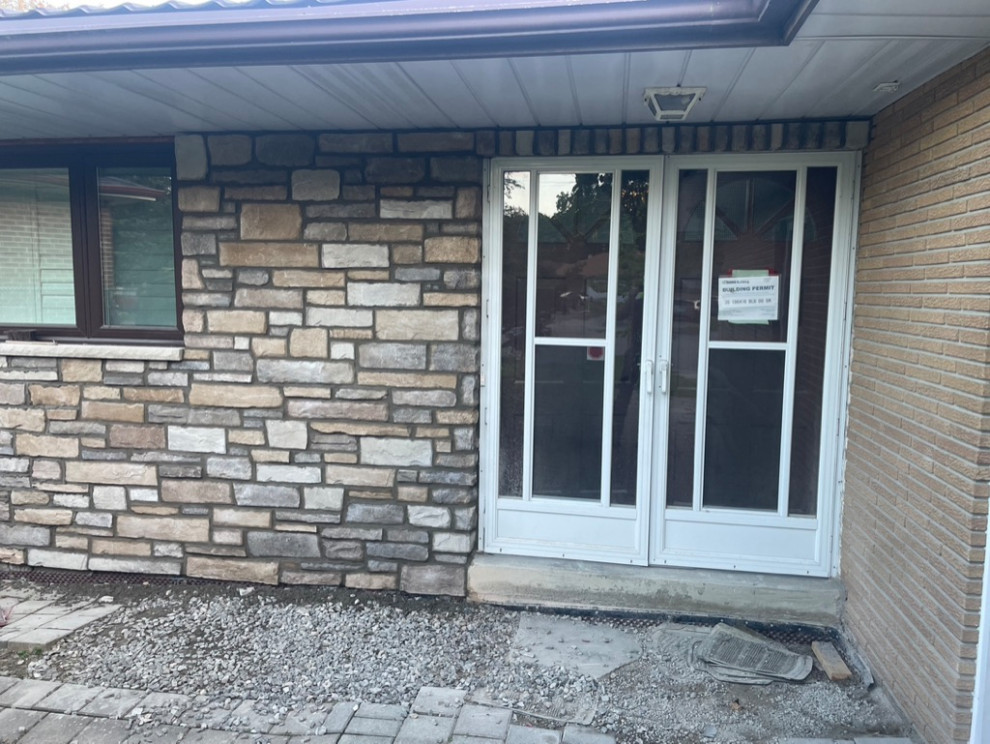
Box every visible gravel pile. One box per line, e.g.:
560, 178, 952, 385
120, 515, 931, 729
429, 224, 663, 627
15, 583, 911, 744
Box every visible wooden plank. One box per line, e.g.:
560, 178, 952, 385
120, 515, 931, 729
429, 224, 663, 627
812, 640, 852, 681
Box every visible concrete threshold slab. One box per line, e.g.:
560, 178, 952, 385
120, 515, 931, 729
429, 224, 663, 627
467, 554, 844, 627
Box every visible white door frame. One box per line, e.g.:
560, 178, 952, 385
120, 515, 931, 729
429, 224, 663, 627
479, 152, 859, 578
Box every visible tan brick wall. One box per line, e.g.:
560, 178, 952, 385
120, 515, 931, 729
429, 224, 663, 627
843, 47, 990, 744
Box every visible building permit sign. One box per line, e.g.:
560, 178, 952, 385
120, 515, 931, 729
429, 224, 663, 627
717, 271, 779, 323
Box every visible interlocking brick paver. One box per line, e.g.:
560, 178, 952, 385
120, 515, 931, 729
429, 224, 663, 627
561, 725, 614, 744
355, 703, 407, 720
411, 687, 466, 717
74, 717, 136, 744
453, 705, 512, 739
0, 679, 63, 709
80, 687, 148, 718
345, 714, 403, 737
506, 724, 562, 744
0, 707, 46, 741
394, 713, 456, 744
17, 711, 92, 744
33, 682, 102, 713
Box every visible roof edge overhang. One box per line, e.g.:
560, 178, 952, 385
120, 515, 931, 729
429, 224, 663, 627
0, 0, 819, 75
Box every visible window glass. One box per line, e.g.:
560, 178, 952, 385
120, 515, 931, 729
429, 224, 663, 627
0, 169, 76, 326
98, 167, 176, 328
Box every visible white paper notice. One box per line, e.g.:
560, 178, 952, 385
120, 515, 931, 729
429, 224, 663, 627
718, 275, 780, 323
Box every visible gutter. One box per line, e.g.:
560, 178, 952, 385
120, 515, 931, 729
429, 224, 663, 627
0, 0, 819, 75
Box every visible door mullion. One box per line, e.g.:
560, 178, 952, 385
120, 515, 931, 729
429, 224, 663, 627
521, 170, 540, 502
776, 167, 808, 516
599, 170, 623, 507
692, 168, 718, 512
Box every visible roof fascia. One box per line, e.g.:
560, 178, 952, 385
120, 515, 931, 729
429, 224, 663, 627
0, 0, 820, 75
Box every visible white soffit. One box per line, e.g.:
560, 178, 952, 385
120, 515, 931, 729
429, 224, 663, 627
0, 0, 988, 138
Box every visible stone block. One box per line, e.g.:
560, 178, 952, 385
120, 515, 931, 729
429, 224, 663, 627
376, 310, 459, 341
361, 438, 432, 467
117, 515, 210, 542
13, 508, 72, 525
430, 156, 482, 182
288, 399, 388, 420
256, 134, 315, 166
303, 222, 348, 241
430, 344, 478, 372
26, 549, 88, 570
89, 557, 182, 575
408, 506, 451, 528
345, 573, 398, 590
182, 232, 217, 256
292, 169, 341, 200
178, 186, 221, 213
213, 507, 270, 528
306, 307, 374, 328
0, 523, 50, 547
234, 288, 303, 308
14, 434, 78, 458
257, 359, 353, 385
345, 503, 404, 524
401, 564, 466, 596
326, 465, 395, 487
59, 359, 102, 383
28, 384, 80, 406
247, 531, 321, 558
189, 384, 282, 408
321, 243, 389, 268
433, 532, 473, 553
367, 542, 428, 561
365, 157, 425, 184
256, 464, 322, 484
175, 134, 207, 180
265, 420, 308, 450
319, 132, 393, 153
348, 283, 421, 307
92, 485, 127, 510
288, 328, 329, 359
240, 203, 302, 240
303, 486, 344, 510
0, 382, 26, 405
187, 556, 279, 585
109, 425, 166, 449
234, 484, 301, 508
168, 426, 227, 454
161, 480, 232, 504
392, 390, 457, 407
80, 401, 145, 423
359, 343, 427, 370
424, 236, 480, 264
219, 241, 319, 268
348, 222, 424, 243
66, 462, 156, 486
208, 134, 252, 166
0, 408, 46, 432
380, 199, 453, 219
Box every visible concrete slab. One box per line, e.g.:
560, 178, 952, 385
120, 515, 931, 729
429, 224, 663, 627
411, 686, 466, 717
226, 699, 275, 733
232, 733, 288, 743
270, 703, 336, 735
394, 714, 456, 744
74, 718, 136, 744
0, 707, 47, 741
561, 725, 615, 744
33, 682, 102, 713
453, 705, 512, 739
344, 715, 403, 737
506, 725, 563, 744
468, 554, 844, 627
286, 737, 340, 744
0, 679, 64, 709
338, 736, 393, 744
131, 692, 193, 723
324, 702, 359, 734
355, 703, 407, 720
80, 687, 148, 718
5, 628, 72, 651
18, 712, 93, 744
123, 723, 190, 743
183, 730, 243, 744
511, 613, 641, 678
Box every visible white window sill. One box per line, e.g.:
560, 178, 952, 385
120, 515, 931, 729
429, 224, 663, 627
0, 341, 183, 362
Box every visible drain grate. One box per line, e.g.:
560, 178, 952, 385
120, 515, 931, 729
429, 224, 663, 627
1, 567, 216, 587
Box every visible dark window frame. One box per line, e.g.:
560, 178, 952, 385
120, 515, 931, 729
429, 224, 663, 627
0, 142, 182, 344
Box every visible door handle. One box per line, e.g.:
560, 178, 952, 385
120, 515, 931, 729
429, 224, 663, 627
658, 359, 669, 395
643, 360, 654, 396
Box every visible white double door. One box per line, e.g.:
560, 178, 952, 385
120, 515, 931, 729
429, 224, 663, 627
480, 153, 858, 577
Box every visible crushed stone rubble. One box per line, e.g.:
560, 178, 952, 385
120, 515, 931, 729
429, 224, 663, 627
10, 584, 910, 744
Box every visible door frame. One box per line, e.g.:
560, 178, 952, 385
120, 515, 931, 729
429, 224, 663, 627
479, 152, 860, 578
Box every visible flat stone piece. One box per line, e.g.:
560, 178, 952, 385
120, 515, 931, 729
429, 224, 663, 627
561, 725, 615, 744
511, 614, 641, 679
18, 712, 92, 744
453, 705, 512, 739
73, 717, 135, 744
355, 702, 407, 721
412, 686, 466, 717
81, 687, 152, 718
324, 702, 358, 733
0, 678, 63, 708
395, 714, 456, 744
344, 715, 402, 737
34, 682, 103, 713
0, 708, 46, 741
507, 725, 563, 744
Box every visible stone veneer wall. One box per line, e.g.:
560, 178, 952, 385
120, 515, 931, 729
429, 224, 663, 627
842, 48, 990, 744
0, 122, 867, 596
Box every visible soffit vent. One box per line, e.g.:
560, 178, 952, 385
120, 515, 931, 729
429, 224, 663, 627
644, 86, 706, 122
